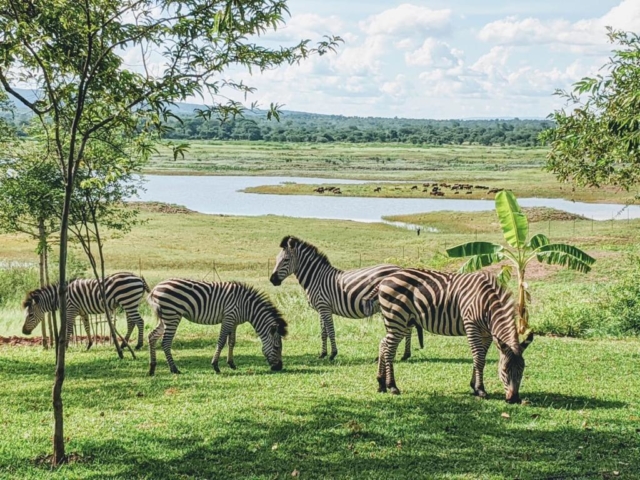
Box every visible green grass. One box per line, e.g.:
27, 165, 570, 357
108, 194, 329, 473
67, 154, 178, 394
145, 141, 550, 179
1, 207, 640, 478
1, 316, 639, 479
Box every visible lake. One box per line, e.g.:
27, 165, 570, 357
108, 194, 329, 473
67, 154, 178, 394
136, 175, 640, 222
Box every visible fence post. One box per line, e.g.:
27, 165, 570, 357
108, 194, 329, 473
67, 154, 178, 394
359, 253, 362, 267
402, 246, 404, 259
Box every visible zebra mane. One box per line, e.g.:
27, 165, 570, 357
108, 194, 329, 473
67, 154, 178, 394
239, 282, 288, 337
279, 236, 331, 267
22, 283, 58, 308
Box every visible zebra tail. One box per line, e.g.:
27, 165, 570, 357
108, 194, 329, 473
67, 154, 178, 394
362, 285, 380, 317
141, 276, 151, 293
416, 324, 424, 349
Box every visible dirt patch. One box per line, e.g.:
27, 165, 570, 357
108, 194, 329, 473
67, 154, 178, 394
128, 201, 195, 214
523, 207, 586, 223
0, 335, 112, 347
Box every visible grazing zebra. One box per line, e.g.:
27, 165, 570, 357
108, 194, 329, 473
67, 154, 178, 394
270, 236, 419, 360
371, 269, 533, 403
22, 272, 150, 350
146, 279, 287, 375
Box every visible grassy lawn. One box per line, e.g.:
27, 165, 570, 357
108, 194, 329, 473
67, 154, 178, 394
1, 207, 639, 479
145, 141, 550, 179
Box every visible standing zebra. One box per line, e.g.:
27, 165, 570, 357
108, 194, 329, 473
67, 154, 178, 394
22, 272, 150, 350
147, 279, 287, 375
372, 269, 533, 403
270, 236, 419, 360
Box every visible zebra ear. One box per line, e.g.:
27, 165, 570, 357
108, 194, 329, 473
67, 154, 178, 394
286, 237, 297, 249
520, 332, 534, 351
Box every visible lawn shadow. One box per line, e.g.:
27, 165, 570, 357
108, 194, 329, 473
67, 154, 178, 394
33, 393, 638, 480
523, 391, 627, 410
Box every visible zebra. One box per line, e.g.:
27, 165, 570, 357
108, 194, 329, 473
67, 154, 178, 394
269, 236, 420, 360
371, 268, 533, 403
146, 279, 288, 375
22, 272, 150, 350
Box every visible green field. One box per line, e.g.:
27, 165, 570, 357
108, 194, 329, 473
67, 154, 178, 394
1, 202, 639, 478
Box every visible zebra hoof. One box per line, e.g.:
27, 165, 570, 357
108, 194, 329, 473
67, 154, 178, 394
318, 352, 328, 359
329, 351, 338, 361
86, 341, 93, 351
227, 361, 237, 370
377, 377, 387, 393
148, 363, 156, 376
400, 353, 411, 361
135, 343, 143, 351
170, 367, 181, 375
212, 362, 221, 373
389, 386, 401, 395
474, 390, 487, 399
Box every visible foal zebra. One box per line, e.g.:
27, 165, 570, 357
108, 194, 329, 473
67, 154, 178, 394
270, 236, 419, 360
22, 272, 150, 350
147, 279, 288, 375
371, 269, 533, 403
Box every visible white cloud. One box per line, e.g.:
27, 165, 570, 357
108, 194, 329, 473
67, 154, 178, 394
405, 39, 463, 67
360, 4, 452, 37
478, 0, 640, 50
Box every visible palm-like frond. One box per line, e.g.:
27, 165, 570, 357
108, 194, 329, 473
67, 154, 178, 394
458, 253, 504, 273
495, 190, 528, 248
529, 233, 550, 249
536, 250, 593, 273
446, 241, 503, 258
536, 243, 596, 266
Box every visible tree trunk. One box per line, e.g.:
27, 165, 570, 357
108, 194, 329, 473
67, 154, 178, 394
53, 173, 74, 465
43, 246, 56, 350
37, 220, 48, 349
517, 269, 529, 335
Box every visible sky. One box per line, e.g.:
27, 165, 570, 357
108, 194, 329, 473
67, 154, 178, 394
201, 0, 640, 119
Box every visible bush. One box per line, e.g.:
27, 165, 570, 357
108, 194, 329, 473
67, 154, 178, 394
0, 265, 39, 307
532, 256, 640, 338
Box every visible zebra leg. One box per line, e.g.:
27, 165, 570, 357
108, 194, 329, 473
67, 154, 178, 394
122, 308, 144, 350
401, 329, 412, 361
227, 326, 237, 370
377, 337, 387, 393
318, 312, 328, 359
467, 330, 491, 398
211, 321, 233, 373
121, 313, 135, 351
148, 317, 165, 376
384, 333, 403, 395
321, 310, 339, 360
81, 315, 93, 350
161, 317, 182, 374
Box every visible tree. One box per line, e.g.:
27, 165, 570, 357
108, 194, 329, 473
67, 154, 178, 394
0, 0, 339, 464
446, 191, 596, 334
0, 139, 63, 349
543, 29, 640, 191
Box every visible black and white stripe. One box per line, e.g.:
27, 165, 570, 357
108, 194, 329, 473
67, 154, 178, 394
372, 269, 533, 403
22, 272, 150, 350
270, 236, 418, 360
146, 279, 288, 375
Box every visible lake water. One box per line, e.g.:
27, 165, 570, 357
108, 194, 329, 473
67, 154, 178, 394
135, 175, 640, 222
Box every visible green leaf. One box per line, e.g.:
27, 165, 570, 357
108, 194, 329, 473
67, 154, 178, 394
446, 242, 503, 258
458, 253, 504, 273
529, 233, 550, 249
535, 251, 593, 273
497, 265, 512, 286
495, 191, 528, 248
536, 244, 596, 266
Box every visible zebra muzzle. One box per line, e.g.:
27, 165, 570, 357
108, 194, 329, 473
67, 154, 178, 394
269, 273, 282, 286
271, 361, 283, 371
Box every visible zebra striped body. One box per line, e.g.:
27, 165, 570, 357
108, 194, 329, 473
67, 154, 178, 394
270, 236, 416, 360
373, 268, 532, 403
146, 279, 287, 375
22, 272, 150, 350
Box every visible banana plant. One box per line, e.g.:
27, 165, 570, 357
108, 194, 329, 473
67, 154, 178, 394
446, 190, 595, 334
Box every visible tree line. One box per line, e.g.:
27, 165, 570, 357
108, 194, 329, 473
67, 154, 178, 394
161, 114, 551, 146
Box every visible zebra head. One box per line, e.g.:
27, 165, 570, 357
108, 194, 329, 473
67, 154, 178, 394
261, 317, 288, 371
22, 290, 46, 335
270, 236, 299, 286
496, 332, 534, 404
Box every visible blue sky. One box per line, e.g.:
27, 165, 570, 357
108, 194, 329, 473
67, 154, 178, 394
211, 0, 639, 119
